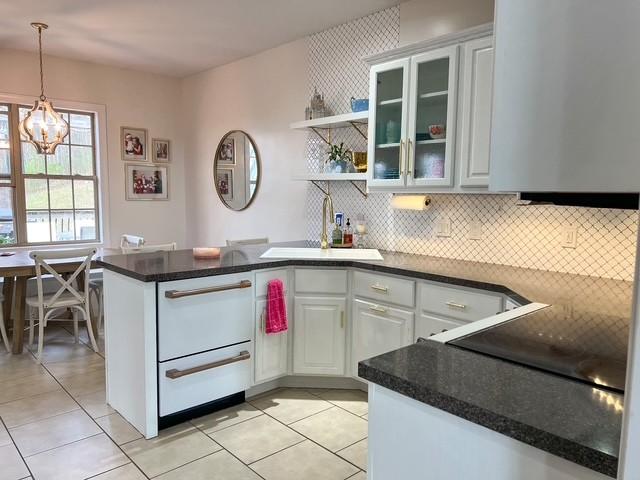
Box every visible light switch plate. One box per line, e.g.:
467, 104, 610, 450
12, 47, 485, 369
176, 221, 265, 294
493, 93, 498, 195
561, 226, 578, 249
435, 217, 451, 238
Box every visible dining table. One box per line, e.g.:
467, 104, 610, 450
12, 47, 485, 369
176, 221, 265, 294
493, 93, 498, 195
0, 248, 116, 354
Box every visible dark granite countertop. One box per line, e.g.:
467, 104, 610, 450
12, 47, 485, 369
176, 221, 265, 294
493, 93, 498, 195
98, 240, 631, 477
359, 341, 623, 478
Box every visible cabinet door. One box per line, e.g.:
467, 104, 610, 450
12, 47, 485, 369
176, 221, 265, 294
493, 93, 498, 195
254, 299, 288, 384
293, 296, 346, 375
459, 37, 494, 187
415, 313, 465, 342
368, 58, 410, 188
406, 45, 458, 187
352, 299, 414, 377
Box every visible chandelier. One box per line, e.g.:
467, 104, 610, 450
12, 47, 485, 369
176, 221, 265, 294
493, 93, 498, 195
18, 22, 69, 155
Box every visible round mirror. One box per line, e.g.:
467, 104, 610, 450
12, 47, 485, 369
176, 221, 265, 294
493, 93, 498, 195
214, 130, 261, 211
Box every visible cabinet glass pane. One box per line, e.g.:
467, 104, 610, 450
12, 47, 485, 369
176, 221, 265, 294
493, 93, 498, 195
413, 143, 446, 180
374, 68, 404, 180
412, 57, 450, 180
415, 58, 449, 143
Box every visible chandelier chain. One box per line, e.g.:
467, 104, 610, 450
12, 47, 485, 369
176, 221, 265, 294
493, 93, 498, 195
37, 25, 45, 101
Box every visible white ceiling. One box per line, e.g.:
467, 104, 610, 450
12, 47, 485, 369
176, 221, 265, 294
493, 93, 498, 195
0, 0, 401, 77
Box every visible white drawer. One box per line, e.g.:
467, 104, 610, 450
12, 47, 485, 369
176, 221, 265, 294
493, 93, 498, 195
353, 270, 415, 308
295, 269, 347, 294
255, 269, 289, 298
419, 282, 503, 322
159, 342, 252, 417
415, 313, 465, 340
158, 273, 253, 361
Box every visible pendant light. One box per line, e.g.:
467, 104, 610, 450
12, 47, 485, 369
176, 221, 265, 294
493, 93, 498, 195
18, 22, 69, 155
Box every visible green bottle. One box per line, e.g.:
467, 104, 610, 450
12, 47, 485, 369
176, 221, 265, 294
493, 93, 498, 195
332, 223, 343, 246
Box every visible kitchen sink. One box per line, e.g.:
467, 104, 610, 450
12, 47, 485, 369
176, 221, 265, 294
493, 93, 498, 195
260, 247, 384, 261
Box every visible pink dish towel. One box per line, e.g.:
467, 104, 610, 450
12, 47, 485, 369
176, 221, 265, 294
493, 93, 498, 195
266, 279, 288, 334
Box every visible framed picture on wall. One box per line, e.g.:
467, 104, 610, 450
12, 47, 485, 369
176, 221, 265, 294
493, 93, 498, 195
125, 164, 168, 201
152, 138, 170, 163
121, 126, 148, 161
216, 168, 233, 201
218, 137, 235, 165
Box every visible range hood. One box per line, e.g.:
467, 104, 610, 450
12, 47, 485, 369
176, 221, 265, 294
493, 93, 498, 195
518, 192, 640, 210
490, 0, 640, 194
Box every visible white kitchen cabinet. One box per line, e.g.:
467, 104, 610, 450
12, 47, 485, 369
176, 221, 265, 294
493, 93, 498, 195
293, 296, 347, 376
352, 299, 414, 377
367, 58, 410, 188
352, 270, 415, 309
419, 282, 503, 323
458, 37, 494, 187
254, 299, 289, 384
254, 269, 289, 384
491, 0, 640, 193
415, 313, 465, 341
157, 273, 253, 362
365, 27, 496, 193
159, 342, 251, 417
367, 48, 458, 189
406, 45, 458, 188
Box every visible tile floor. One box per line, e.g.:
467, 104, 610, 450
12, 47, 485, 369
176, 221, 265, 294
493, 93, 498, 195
0, 326, 368, 479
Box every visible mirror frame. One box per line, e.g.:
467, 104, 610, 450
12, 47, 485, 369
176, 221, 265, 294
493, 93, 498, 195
213, 130, 261, 211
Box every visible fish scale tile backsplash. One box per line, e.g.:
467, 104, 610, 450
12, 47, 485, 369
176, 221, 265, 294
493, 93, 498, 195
304, 7, 638, 281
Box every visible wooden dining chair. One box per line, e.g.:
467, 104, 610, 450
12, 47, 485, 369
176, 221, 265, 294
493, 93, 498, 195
27, 248, 99, 363
86, 234, 146, 338
121, 242, 177, 254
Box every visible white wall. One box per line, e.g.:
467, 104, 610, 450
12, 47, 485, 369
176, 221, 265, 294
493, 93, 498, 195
399, 0, 494, 45
0, 48, 186, 248
181, 39, 309, 247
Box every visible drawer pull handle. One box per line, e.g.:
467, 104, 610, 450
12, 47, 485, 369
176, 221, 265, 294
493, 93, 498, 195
446, 301, 467, 310
165, 280, 252, 299
341, 311, 345, 329
369, 305, 388, 314
165, 350, 251, 379
370, 284, 389, 293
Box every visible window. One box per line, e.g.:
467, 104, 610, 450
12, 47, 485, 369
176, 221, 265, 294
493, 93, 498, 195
0, 103, 99, 246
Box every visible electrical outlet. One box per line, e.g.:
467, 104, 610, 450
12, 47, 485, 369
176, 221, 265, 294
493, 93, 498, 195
469, 220, 483, 241
435, 217, 451, 238
561, 226, 578, 249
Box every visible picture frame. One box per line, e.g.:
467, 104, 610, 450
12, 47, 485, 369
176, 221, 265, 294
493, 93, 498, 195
216, 168, 233, 201
152, 138, 170, 163
125, 164, 168, 201
218, 137, 235, 165
121, 126, 148, 161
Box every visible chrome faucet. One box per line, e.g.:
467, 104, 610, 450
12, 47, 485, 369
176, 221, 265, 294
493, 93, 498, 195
321, 192, 335, 249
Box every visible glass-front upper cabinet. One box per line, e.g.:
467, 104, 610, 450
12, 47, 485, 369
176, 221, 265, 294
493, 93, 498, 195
367, 59, 410, 187
406, 45, 458, 187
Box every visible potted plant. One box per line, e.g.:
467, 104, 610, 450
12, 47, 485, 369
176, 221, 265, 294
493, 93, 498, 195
325, 142, 356, 173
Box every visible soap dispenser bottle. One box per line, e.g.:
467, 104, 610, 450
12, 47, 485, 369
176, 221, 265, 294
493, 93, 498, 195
343, 218, 353, 247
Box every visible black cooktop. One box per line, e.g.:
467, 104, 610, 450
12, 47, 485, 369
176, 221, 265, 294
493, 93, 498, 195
449, 306, 628, 393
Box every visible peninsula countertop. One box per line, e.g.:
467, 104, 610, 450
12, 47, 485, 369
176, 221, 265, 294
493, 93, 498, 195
98, 240, 631, 477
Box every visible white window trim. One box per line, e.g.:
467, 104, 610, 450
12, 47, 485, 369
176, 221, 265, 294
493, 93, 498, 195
0, 91, 110, 250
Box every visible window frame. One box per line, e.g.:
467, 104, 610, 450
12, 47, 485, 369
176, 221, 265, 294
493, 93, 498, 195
0, 101, 103, 247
